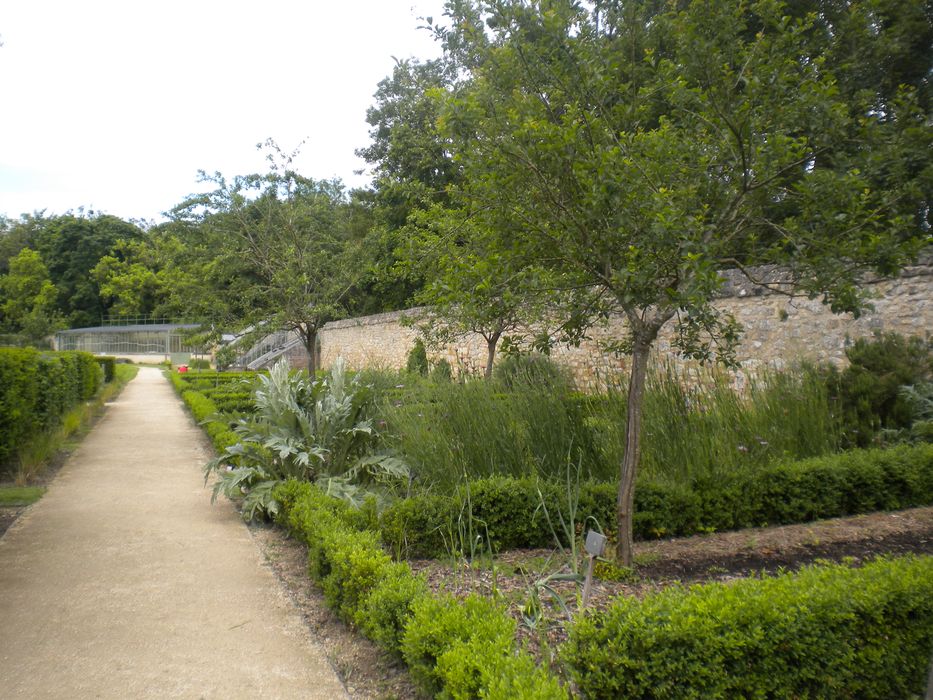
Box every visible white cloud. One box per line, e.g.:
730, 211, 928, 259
0, 0, 444, 221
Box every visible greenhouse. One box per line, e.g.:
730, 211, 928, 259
53, 323, 205, 361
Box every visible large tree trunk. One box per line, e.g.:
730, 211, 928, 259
616, 337, 652, 565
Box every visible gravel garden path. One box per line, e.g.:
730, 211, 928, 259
0, 367, 349, 699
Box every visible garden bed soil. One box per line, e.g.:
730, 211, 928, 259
250, 505, 933, 698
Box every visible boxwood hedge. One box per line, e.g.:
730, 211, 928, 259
271, 480, 566, 699
379, 443, 933, 558
565, 555, 933, 698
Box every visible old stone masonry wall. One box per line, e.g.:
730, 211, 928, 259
319, 262, 932, 387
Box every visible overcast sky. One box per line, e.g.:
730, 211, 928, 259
0, 0, 445, 224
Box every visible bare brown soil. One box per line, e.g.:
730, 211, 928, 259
248, 505, 933, 697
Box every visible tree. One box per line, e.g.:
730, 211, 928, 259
402, 203, 548, 377
171, 142, 363, 373
435, 0, 931, 563
359, 58, 460, 229
353, 58, 467, 313
0, 248, 62, 343
92, 245, 164, 318
30, 212, 144, 327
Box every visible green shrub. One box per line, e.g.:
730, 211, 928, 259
401, 593, 516, 699
431, 358, 453, 382
379, 492, 456, 558
406, 338, 429, 376
0, 348, 101, 468
355, 562, 429, 655
482, 653, 567, 699
95, 356, 117, 383
458, 477, 560, 551
829, 333, 933, 447
565, 555, 933, 699
378, 443, 933, 557
272, 480, 561, 698
172, 386, 243, 455
322, 527, 393, 620
181, 389, 218, 424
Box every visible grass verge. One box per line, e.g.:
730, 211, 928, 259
0, 486, 45, 506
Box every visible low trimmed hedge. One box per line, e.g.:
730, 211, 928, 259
171, 370, 257, 416
172, 381, 240, 454
272, 480, 566, 699
380, 443, 933, 558
565, 555, 933, 698
0, 348, 102, 465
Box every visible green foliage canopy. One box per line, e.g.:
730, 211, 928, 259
426, 0, 932, 562
0, 248, 61, 343
169, 142, 367, 371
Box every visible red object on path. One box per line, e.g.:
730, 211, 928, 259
177, 365, 188, 373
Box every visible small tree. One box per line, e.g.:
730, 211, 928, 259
402, 204, 547, 377
436, 0, 931, 563
171, 142, 362, 373
0, 248, 61, 344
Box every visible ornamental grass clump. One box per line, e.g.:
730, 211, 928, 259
596, 362, 839, 485
204, 358, 408, 519
379, 361, 602, 490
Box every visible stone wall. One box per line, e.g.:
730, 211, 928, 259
318, 262, 932, 386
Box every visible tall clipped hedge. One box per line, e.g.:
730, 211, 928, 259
379, 443, 933, 558
0, 348, 102, 465
565, 555, 933, 698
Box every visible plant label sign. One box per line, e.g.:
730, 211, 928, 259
585, 530, 607, 558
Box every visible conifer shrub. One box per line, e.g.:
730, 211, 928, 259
828, 333, 933, 447
406, 338, 429, 376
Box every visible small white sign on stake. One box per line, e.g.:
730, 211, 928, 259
582, 530, 607, 608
